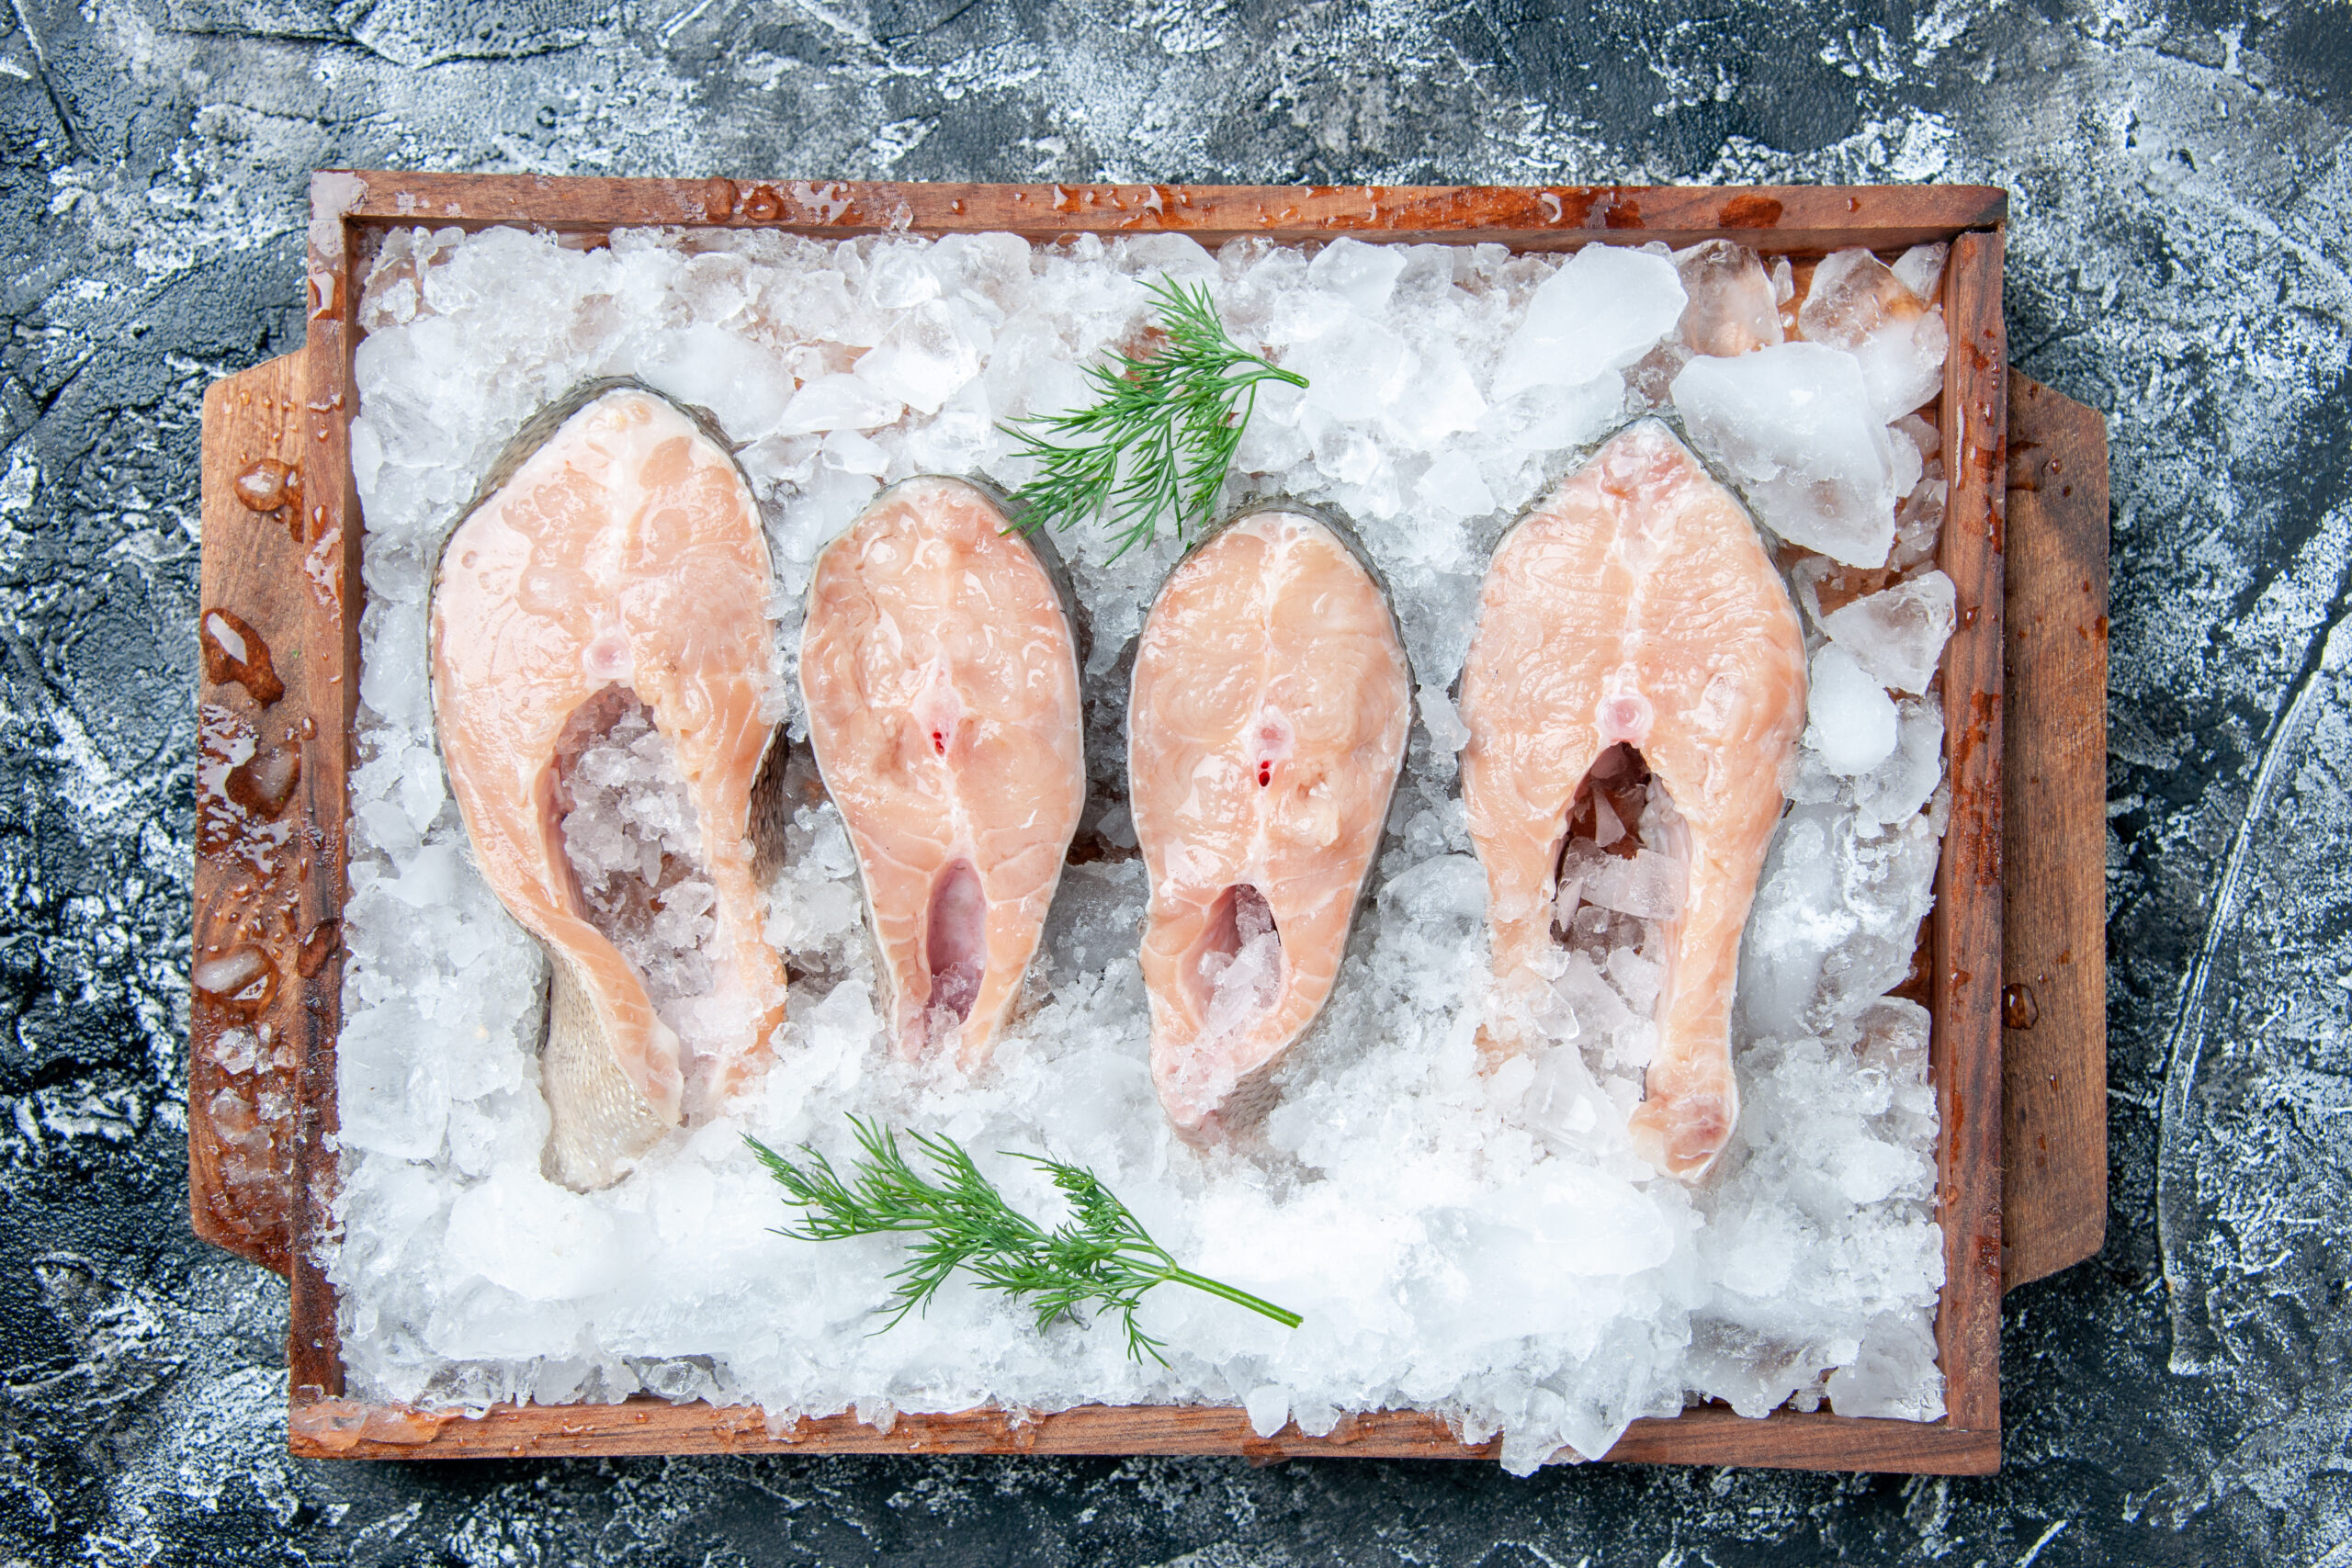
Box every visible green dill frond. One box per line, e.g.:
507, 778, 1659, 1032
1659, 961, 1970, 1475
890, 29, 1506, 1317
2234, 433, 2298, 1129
1003, 275, 1307, 557
747, 1118, 1302, 1363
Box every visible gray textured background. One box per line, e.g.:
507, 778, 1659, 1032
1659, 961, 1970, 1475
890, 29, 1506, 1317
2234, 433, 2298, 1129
4, 0, 2349, 1562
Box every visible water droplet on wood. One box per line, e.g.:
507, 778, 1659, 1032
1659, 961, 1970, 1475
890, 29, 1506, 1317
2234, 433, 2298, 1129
194, 944, 280, 1013
227, 744, 301, 818
2002, 982, 2039, 1030
201, 608, 285, 705
298, 919, 343, 978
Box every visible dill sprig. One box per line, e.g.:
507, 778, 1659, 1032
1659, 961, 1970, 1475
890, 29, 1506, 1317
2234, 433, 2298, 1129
1004, 275, 1307, 557
747, 1116, 1302, 1364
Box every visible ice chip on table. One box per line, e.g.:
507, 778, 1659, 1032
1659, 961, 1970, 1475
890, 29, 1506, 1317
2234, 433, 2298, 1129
1672, 239, 1784, 357
1820, 570, 1957, 694
1804, 644, 1901, 774
1797, 249, 1949, 422
775, 373, 906, 435
1490, 243, 1687, 401
1670, 342, 1901, 568
1306, 236, 1408, 313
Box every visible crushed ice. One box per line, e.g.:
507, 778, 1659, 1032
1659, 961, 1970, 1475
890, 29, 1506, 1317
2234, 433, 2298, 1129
335, 224, 1957, 1472
553, 689, 726, 1050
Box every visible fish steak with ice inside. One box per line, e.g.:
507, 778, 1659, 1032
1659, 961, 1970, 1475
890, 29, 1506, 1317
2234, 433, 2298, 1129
799, 477, 1086, 1067
432, 385, 790, 1191
1462, 420, 1807, 1179
1131, 504, 1412, 1139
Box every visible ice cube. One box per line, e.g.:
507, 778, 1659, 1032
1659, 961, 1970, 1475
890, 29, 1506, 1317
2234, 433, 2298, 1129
1804, 645, 1901, 775
1890, 243, 1949, 305
775, 373, 904, 436
1672, 239, 1783, 357
637, 322, 793, 441
1826, 1311, 1946, 1420
1797, 249, 1948, 421
1119, 231, 1218, 283
1820, 570, 1956, 694
330, 996, 447, 1160
1578, 848, 1686, 922
1670, 342, 1900, 568
1483, 378, 1627, 456
1300, 319, 1417, 422
1307, 236, 1408, 314
854, 299, 988, 414
862, 245, 943, 310
1490, 245, 1687, 402
1417, 682, 1471, 755
1388, 342, 1487, 446
821, 428, 889, 477
1244, 1384, 1291, 1438
1736, 802, 1942, 1037
1849, 695, 1945, 828
1890, 477, 1946, 570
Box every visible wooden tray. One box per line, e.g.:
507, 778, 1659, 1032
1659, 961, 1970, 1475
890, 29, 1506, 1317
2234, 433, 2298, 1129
189, 175, 2106, 1474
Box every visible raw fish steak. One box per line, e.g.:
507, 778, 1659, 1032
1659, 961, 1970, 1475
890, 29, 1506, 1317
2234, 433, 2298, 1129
799, 477, 1085, 1067
432, 384, 788, 1191
1130, 504, 1412, 1138
1461, 420, 1807, 1179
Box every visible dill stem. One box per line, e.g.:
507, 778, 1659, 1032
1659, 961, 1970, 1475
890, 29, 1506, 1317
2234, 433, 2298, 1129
1157, 1266, 1305, 1329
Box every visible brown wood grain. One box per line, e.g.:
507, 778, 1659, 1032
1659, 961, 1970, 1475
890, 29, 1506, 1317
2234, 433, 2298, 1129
1999, 374, 2109, 1290
284, 169, 369, 1400
191, 352, 314, 1277
333, 172, 2003, 253
191, 176, 2029, 1472
286, 1393, 1999, 1473
1929, 228, 2008, 1434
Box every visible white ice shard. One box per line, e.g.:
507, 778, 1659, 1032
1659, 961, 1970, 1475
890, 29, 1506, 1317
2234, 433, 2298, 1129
1820, 570, 1958, 695
1798, 249, 1949, 422
1491, 243, 1687, 402
1670, 342, 1903, 568
1804, 644, 1901, 775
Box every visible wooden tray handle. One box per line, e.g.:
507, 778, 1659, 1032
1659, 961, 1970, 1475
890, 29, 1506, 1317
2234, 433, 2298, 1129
191, 349, 316, 1278
185, 356, 2112, 1292
1999, 373, 2109, 1291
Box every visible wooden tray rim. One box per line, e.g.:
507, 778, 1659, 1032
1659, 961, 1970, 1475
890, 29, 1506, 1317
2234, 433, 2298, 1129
243, 174, 2009, 1473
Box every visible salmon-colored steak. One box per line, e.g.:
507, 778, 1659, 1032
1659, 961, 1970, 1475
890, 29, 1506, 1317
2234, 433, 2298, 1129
799, 477, 1086, 1069
432, 386, 787, 1191
1130, 505, 1412, 1140
1461, 420, 1808, 1180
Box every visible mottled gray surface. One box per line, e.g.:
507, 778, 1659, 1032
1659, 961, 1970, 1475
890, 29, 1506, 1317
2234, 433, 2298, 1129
2, 0, 2348, 1562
